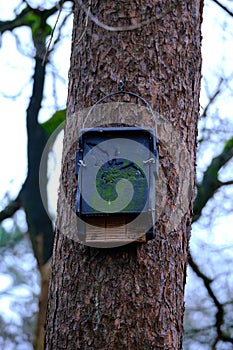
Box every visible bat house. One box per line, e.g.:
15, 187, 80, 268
75, 126, 158, 247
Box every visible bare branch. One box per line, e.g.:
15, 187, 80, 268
48, 9, 73, 52
0, 196, 21, 222
201, 78, 224, 118
193, 139, 233, 222
0, 7, 31, 33
78, 0, 180, 32
219, 180, 233, 186
42, 0, 65, 65
189, 253, 233, 347
0, 0, 71, 35
211, 0, 233, 18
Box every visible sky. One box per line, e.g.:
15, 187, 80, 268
0, 0, 72, 206
0, 0, 233, 349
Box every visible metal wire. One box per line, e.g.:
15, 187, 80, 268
82, 81, 158, 137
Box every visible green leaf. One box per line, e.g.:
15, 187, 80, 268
0, 225, 24, 247
40, 109, 66, 137
223, 137, 233, 152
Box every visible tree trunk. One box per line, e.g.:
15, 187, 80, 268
45, 1, 203, 349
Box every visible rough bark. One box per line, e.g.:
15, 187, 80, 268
45, 1, 203, 349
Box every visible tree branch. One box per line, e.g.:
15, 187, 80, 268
211, 0, 233, 18
189, 253, 233, 347
42, 0, 73, 65
201, 78, 223, 118
0, 0, 70, 35
0, 7, 31, 33
0, 195, 21, 222
193, 138, 233, 222
21, 49, 54, 265
219, 180, 233, 186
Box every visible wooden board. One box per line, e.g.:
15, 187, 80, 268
85, 216, 146, 243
